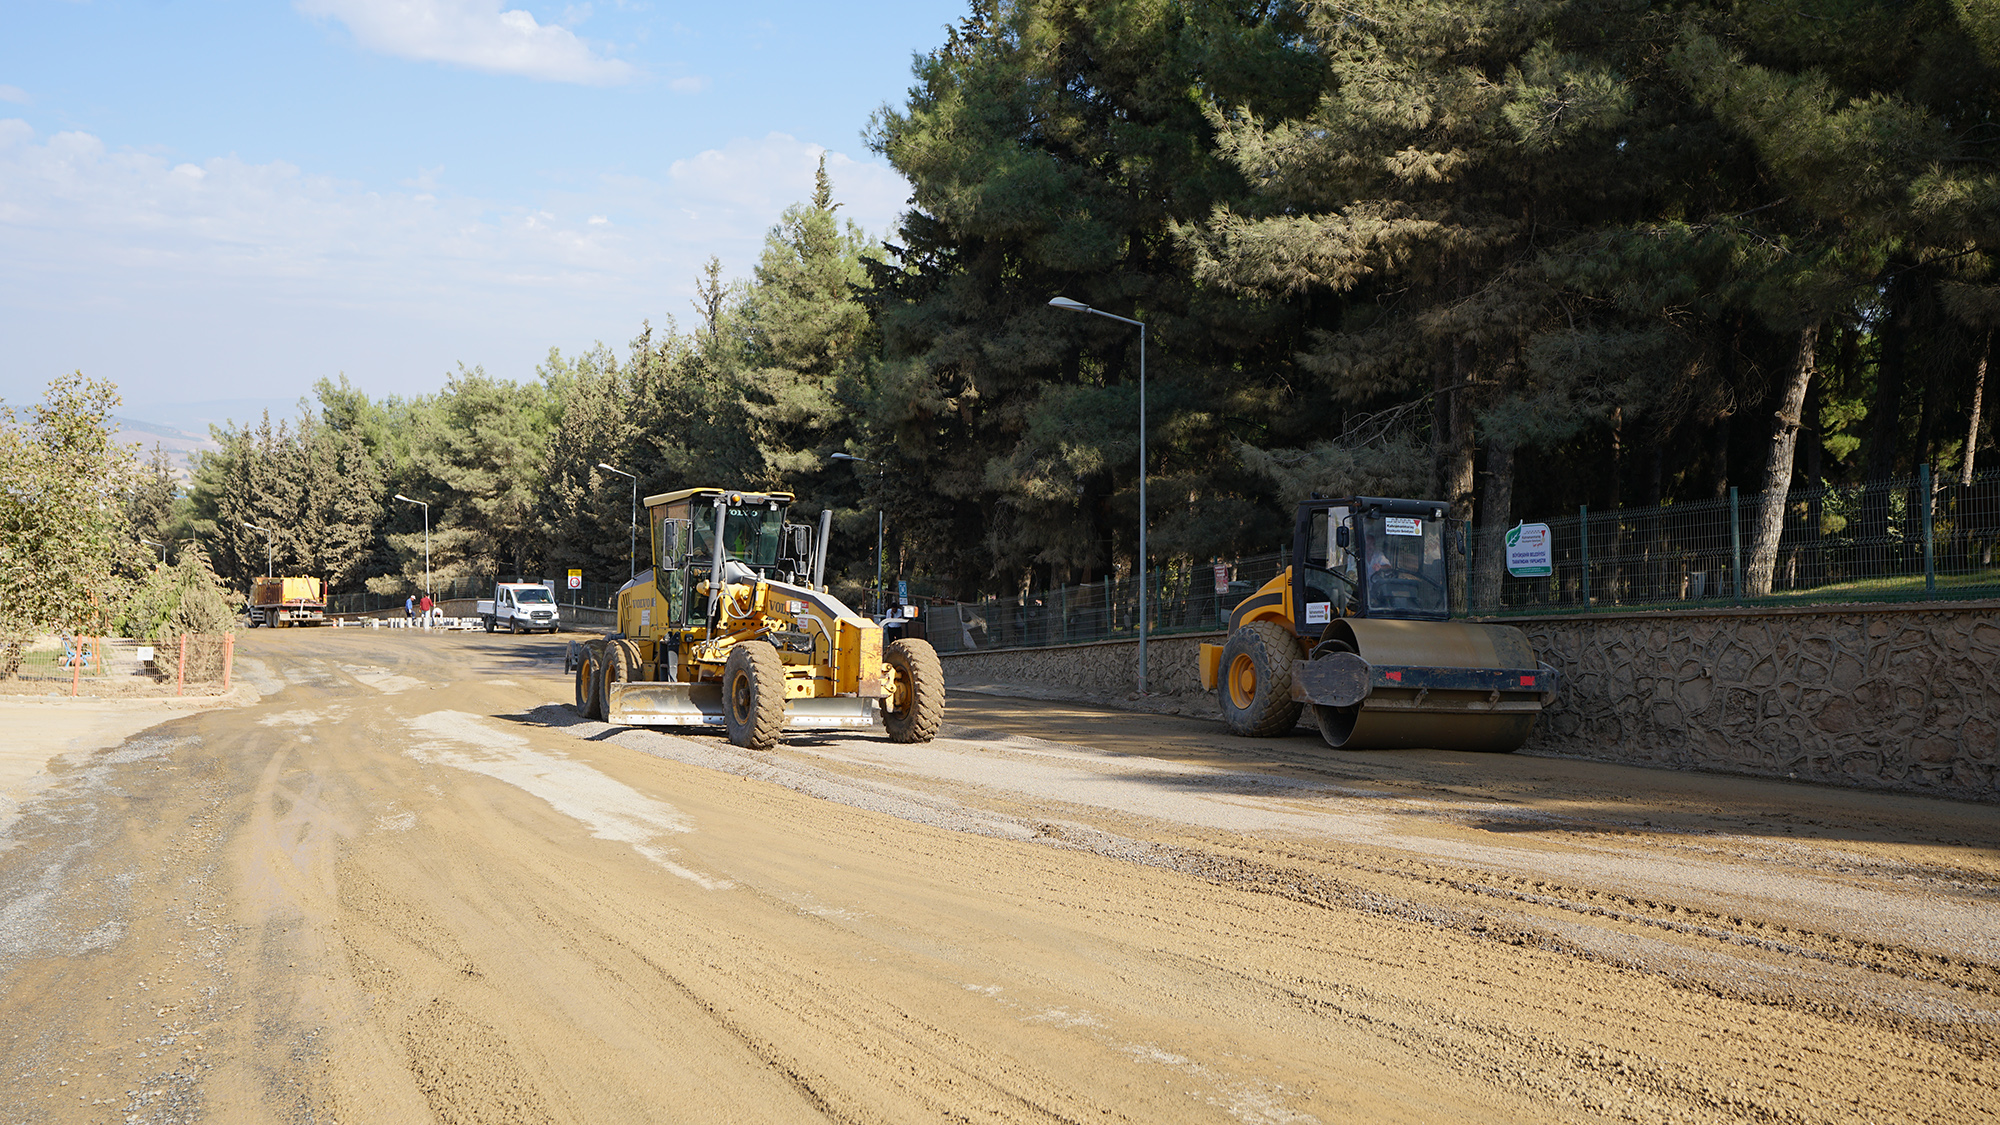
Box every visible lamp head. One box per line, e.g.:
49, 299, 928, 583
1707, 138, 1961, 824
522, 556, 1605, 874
1048, 296, 1090, 312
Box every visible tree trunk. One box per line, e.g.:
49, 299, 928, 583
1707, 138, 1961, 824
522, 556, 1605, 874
1746, 324, 1820, 597
1473, 439, 1515, 611
1964, 329, 1991, 487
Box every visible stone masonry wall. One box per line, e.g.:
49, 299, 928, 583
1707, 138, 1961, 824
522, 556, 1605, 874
940, 602, 2000, 802
1514, 603, 1999, 799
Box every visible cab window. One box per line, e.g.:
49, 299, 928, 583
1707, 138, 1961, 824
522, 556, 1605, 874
690, 504, 784, 567
1362, 514, 1447, 614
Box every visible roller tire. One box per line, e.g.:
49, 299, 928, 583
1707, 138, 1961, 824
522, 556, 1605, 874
1218, 620, 1304, 738
883, 638, 944, 744
722, 641, 785, 751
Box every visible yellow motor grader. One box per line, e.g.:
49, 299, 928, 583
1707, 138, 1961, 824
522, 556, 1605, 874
571, 487, 944, 751
1199, 496, 1558, 752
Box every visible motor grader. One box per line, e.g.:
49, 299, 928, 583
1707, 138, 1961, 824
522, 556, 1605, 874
1199, 496, 1558, 752
571, 487, 944, 751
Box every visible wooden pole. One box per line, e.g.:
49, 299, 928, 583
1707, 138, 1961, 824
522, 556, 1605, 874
222, 634, 234, 691
176, 634, 187, 696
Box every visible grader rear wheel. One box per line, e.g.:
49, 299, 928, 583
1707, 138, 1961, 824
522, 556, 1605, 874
574, 651, 601, 720
1219, 620, 1304, 738
723, 641, 785, 751
597, 641, 635, 724
883, 638, 944, 744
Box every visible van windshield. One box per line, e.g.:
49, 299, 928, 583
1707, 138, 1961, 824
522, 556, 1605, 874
514, 587, 554, 604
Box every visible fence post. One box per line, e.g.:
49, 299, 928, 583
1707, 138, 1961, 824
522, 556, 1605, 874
1460, 520, 1473, 617
1729, 486, 1744, 604
1921, 463, 1936, 598
176, 634, 188, 696
222, 633, 235, 691
1579, 506, 1591, 610
70, 640, 82, 697
1058, 585, 1067, 644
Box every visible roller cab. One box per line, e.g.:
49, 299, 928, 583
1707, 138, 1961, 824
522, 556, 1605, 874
1199, 496, 1558, 752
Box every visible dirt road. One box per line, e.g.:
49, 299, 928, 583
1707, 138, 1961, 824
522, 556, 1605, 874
2, 629, 1994, 1124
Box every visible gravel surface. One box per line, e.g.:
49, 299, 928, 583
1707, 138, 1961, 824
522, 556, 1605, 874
0, 629, 1993, 1124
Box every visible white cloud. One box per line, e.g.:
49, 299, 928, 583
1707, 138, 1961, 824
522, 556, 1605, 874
662, 132, 909, 240
0, 123, 911, 409
0, 86, 30, 106
297, 0, 638, 85
667, 75, 707, 94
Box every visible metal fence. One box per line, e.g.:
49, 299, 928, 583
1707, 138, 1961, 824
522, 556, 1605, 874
1490, 466, 2000, 613
917, 465, 2000, 654
326, 574, 622, 615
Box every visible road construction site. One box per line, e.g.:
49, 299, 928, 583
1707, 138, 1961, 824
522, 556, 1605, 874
1, 627, 1995, 1123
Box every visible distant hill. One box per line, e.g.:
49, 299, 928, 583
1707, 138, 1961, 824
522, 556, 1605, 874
113, 416, 220, 481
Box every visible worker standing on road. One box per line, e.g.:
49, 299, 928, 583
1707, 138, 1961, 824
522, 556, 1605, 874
405, 594, 415, 621
419, 593, 432, 625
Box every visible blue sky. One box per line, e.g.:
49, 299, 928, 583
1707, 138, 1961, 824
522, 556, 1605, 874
1, 0, 966, 428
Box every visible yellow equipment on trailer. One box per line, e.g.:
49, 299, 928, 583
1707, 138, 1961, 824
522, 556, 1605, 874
571, 487, 944, 751
1198, 496, 1558, 752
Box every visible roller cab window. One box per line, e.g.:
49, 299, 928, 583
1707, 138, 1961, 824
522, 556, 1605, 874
1359, 512, 1448, 619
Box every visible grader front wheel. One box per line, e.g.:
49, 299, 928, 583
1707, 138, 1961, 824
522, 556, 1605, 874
723, 641, 785, 751
883, 638, 944, 744
1219, 620, 1304, 738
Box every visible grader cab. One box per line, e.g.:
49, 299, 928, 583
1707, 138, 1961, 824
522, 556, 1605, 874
572, 487, 944, 750
1199, 496, 1558, 752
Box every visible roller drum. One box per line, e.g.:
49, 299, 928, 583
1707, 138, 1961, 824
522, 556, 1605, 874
1309, 618, 1546, 753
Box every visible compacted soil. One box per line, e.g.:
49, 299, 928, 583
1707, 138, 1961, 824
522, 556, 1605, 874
1, 628, 1994, 1124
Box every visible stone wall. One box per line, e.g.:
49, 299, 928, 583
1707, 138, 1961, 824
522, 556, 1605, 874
943, 633, 1222, 701
940, 602, 2000, 802
1515, 603, 1998, 799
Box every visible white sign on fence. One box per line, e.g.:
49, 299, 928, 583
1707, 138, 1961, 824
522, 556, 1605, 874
567, 568, 583, 590
1213, 563, 1229, 593
1505, 522, 1553, 577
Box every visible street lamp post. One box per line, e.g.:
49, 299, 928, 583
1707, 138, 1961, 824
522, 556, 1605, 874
830, 452, 885, 617
392, 494, 431, 602
242, 522, 274, 578
1048, 295, 1148, 694
597, 463, 638, 580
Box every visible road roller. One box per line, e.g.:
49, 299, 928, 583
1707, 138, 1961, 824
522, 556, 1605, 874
1198, 496, 1558, 751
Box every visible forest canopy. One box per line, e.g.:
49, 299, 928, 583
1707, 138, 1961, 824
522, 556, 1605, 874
119, 1, 2000, 607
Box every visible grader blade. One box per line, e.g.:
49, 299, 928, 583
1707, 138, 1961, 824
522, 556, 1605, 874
608, 682, 727, 726
605, 682, 878, 730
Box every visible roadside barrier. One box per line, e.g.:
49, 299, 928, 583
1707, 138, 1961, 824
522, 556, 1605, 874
170, 634, 235, 695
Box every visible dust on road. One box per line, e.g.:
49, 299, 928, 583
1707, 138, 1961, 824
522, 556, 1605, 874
2, 628, 1994, 1123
